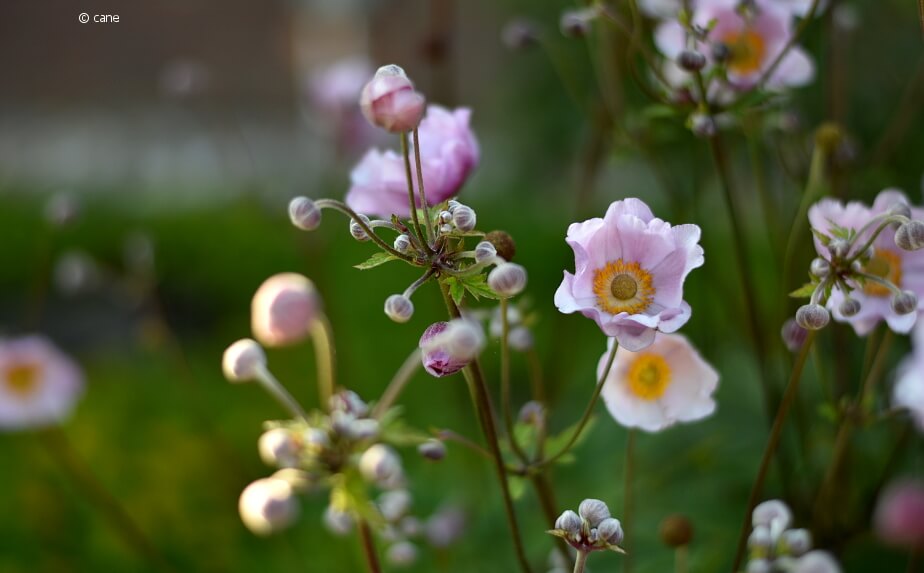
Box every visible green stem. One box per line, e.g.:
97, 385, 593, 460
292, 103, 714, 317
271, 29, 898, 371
254, 366, 309, 421
781, 135, 829, 298
731, 331, 817, 572
400, 132, 433, 255
676, 545, 689, 573
310, 313, 336, 407
314, 199, 418, 263
623, 430, 636, 573
412, 129, 436, 247
573, 550, 589, 573
358, 519, 382, 573
373, 349, 422, 418
501, 298, 530, 463
534, 340, 618, 470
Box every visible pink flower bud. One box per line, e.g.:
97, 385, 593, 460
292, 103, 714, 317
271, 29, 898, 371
875, 480, 924, 549
222, 339, 266, 383
238, 478, 299, 535
419, 321, 483, 378
251, 273, 321, 347
360, 65, 426, 133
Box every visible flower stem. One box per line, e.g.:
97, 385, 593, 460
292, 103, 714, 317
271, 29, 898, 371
731, 331, 817, 572
412, 128, 436, 247
254, 365, 309, 421
310, 313, 337, 407
623, 429, 636, 573
38, 427, 176, 572
358, 519, 382, 573
573, 551, 589, 573
314, 199, 418, 263
373, 349, 422, 418
534, 340, 618, 470
439, 282, 533, 573
501, 297, 530, 463
675, 545, 689, 573
400, 132, 433, 255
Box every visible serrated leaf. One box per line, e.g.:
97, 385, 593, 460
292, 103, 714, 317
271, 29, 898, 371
789, 283, 817, 298
445, 277, 465, 306
460, 274, 502, 301
354, 252, 399, 270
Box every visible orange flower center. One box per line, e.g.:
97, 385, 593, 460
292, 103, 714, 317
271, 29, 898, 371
627, 354, 672, 401
4, 363, 42, 396
864, 249, 902, 297
593, 259, 655, 315
722, 29, 766, 75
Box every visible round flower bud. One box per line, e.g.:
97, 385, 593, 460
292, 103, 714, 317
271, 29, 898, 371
346, 418, 381, 440
258, 428, 300, 468
781, 318, 809, 353
330, 390, 370, 417
560, 8, 596, 38
892, 290, 918, 315
677, 50, 706, 71
400, 516, 422, 537
501, 19, 539, 51
659, 514, 694, 547
386, 541, 418, 567
518, 401, 545, 425
747, 559, 772, 573
508, 326, 534, 351
323, 504, 354, 536
895, 221, 924, 251
440, 320, 486, 361
252, 273, 321, 347
359, 444, 404, 487
690, 113, 717, 138
378, 490, 412, 522
554, 510, 582, 534
359, 65, 426, 133
748, 525, 772, 550
875, 480, 924, 549
239, 478, 299, 535
828, 239, 849, 259
54, 251, 100, 295
439, 223, 453, 234
451, 205, 477, 232
419, 322, 470, 377
796, 304, 830, 331
839, 298, 861, 317
578, 499, 611, 527
222, 338, 266, 383
447, 200, 462, 212
426, 506, 466, 548
418, 439, 447, 461
793, 551, 841, 573
385, 294, 415, 323
303, 427, 330, 452
782, 529, 813, 557
350, 214, 372, 242
394, 234, 412, 253
288, 196, 322, 231
810, 258, 831, 278
439, 210, 453, 224
484, 230, 517, 261
814, 123, 844, 152
488, 263, 528, 297
753, 499, 793, 530
597, 517, 624, 545
474, 241, 498, 263
888, 201, 913, 220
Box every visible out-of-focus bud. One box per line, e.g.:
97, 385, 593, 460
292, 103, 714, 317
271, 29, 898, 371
578, 499, 611, 527
474, 241, 498, 263
323, 504, 354, 536
418, 439, 447, 461
677, 50, 706, 72
239, 478, 299, 535
748, 525, 772, 550
303, 427, 330, 451
810, 258, 831, 278
378, 490, 412, 522
781, 318, 809, 353
892, 291, 918, 315
347, 418, 380, 440
796, 304, 830, 330
597, 517, 624, 545
690, 113, 717, 138
426, 506, 466, 548
874, 480, 924, 549
360, 65, 426, 133
792, 551, 842, 573
488, 263, 528, 296
508, 326, 533, 351
895, 221, 924, 251
252, 273, 321, 347
560, 8, 597, 37
814, 123, 844, 153
419, 320, 485, 377
44, 193, 80, 227
258, 428, 300, 468
222, 339, 267, 383
53, 251, 100, 295
837, 297, 861, 317
359, 444, 404, 487
752, 500, 793, 530
711, 42, 732, 63
271, 468, 314, 494
659, 514, 694, 547
350, 214, 372, 241
888, 201, 913, 220
518, 401, 545, 425
330, 390, 369, 417
288, 196, 322, 231
452, 205, 477, 232
385, 294, 415, 323
386, 541, 418, 567
782, 529, 813, 557
747, 559, 773, 573
501, 19, 539, 51
555, 510, 582, 535
394, 234, 412, 253
484, 230, 517, 261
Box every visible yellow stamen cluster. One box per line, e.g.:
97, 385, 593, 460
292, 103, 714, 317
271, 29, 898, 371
627, 354, 672, 401
723, 29, 766, 75
4, 363, 42, 397
593, 259, 655, 316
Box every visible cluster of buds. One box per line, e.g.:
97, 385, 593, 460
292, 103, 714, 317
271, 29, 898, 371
488, 302, 535, 351
794, 201, 924, 331
746, 500, 841, 573
548, 499, 625, 556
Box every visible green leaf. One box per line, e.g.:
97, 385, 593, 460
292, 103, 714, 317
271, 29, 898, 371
354, 252, 399, 270
445, 277, 465, 306
789, 283, 817, 299
460, 274, 502, 301
508, 476, 527, 501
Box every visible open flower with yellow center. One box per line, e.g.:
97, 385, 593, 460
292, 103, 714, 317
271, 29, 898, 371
809, 189, 924, 335
654, 0, 814, 96
554, 198, 704, 351
0, 336, 84, 430
599, 334, 718, 432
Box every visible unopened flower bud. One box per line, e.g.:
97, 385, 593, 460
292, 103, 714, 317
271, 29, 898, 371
474, 241, 498, 263
258, 428, 300, 468
781, 318, 809, 353
839, 298, 861, 317
222, 339, 266, 383
359, 444, 403, 487
44, 193, 80, 227
419, 322, 469, 377
782, 529, 813, 557
330, 390, 370, 417
239, 478, 298, 535
796, 304, 830, 330
386, 541, 418, 567
560, 8, 596, 37
747, 559, 773, 573
385, 294, 415, 323
895, 221, 924, 251
753, 499, 793, 530
394, 234, 412, 253
426, 506, 466, 548
509, 326, 534, 351
875, 480, 924, 549
360, 65, 426, 133
488, 263, 528, 296
814, 123, 844, 152
829, 239, 849, 259
578, 499, 611, 527
484, 230, 517, 261
501, 19, 539, 51
748, 525, 772, 550
303, 427, 330, 451
378, 490, 412, 522
252, 273, 321, 347
518, 401, 545, 425
597, 517, 624, 545
440, 320, 486, 361
323, 504, 354, 536
347, 418, 380, 440
439, 223, 453, 234
439, 210, 453, 224
418, 439, 447, 461
350, 215, 372, 241
677, 50, 706, 71
810, 258, 831, 278
659, 514, 694, 547
711, 42, 732, 63
53, 251, 100, 295
888, 201, 912, 220
288, 196, 322, 231
690, 113, 717, 138
555, 510, 582, 534
793, 551, 842, 573
452, 205, 477, 232
892, 290, 918, 315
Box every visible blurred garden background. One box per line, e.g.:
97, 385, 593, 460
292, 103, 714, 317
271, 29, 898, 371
1, 0, 923, 571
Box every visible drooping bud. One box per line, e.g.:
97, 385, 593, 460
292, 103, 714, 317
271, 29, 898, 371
258, 428, 300, 468
474, 241, 498, 263
385, 294, 415, 323
554, 510, 582, 535
350, 214, 372, 241
418, 439, 447, 461
484, 230, 516, 261
781, 318, 809, 353
451, 205, 477, 232
748, 525, 772, 550
888, 201, 913, 220
359, 444, 404, 487
839, 298, 861, 317
239, 478, 299, 535
677, 50, 706, 71
796, 304, 830, 330
752, 500, 793, 530
252, 273, 321, 347
810, 258, 831, 278
895, 221, 924, 251
659, 514, 694, 547
288, 196, 322, 231
359, 65, 426, 133
578, 499, 611, 527
222, 339, 267, 383
891, 290, 918, 315
394, 234, 412, 253
597, 517, 624, 545
488, 263, 528, 296
419, 322, 468, 377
